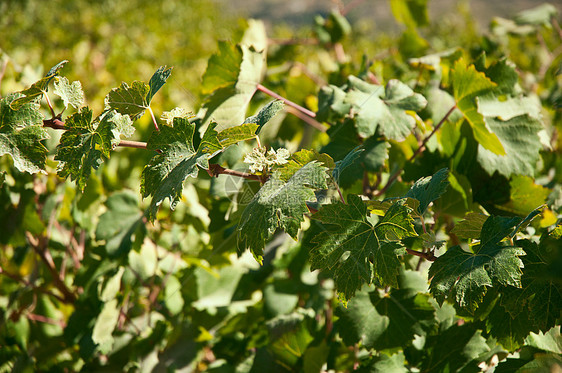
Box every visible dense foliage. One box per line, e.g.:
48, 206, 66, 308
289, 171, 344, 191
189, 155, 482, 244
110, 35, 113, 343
1, 1, 561, 371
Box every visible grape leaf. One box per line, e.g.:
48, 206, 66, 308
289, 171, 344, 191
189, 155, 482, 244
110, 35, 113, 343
95, 191, 145, 257
53, 76, 84, 109
501, 239, 562, 332
146, 65, 173, 104
273, 149, 335, 182
345, 76, 427, 139
310, 195, 417, 301
429, 216, 525, 311
514, 3, 558, 26
141, 117, 222, 220
243, 99, 284, 135
104, 65, 171, 120
216, 123, 258, 148
451, 213, 489, 240
405, 168, 449, 214
476, 115, 543, 178
0, 94, 48, 173
237, 161, 328, 263
55, 109, 132, 191
333, 146, 364, 184
9, 60, 68, 110
451, 59, 505, 155
91, 299, 120, 354
202, 22, 267, 129
337, 271, 435, 350
390, 0, 429, 28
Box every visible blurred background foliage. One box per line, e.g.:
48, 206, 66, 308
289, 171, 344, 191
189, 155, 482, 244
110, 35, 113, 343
1, 0, 561, 371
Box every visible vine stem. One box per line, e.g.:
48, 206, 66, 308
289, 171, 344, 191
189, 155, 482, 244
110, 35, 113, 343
285, 106, 327, 132
340, 0, 366, 16
25, 232, 77, 303
43, 93, 57, 118
256, 83, 317, 119
148, 107, 160, 131
207, 163, 262, 182
375, 105, 456, 196
43, 118, 265, 181
406, 248, 436, 262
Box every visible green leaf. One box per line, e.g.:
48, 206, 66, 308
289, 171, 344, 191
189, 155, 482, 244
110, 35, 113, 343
91, 299, 120, 354
345, 76, 427, 139
501, 239, 562, 331
202, 31, 266, 129
104, 81, 150, 120
164, 275, 184, 316
363, 137, 390, 172
273, 149, 335, 182
514, 3, 558, 26
451, 59, 505, 155
0, 94, 48, 173
146, 65, 173, 104
141, 118, 222, 220
237, 161, 328, 262
55, 109, 128, 191
53, 76, 84, 109
333, 146, 364, 184
405, 168, 449, 214
266, 313, 314, 368
314, 10, 352, 44
390, 0, 429, 28
243, 99, 284, 135
10, 60, 68, 110
337, 272, 435, 350
217, 123, 258, 148
476, 115, 543, 178
96, 191, 144, 256
420, 325, 490, 372
104, 65, 171, 121
310, 195, 416, 301
451, 213, 489, 240
429, 216, 525, 311
498, 175, 550, 216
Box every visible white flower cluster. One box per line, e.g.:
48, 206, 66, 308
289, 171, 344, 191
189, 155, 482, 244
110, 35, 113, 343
244, 147, 291, 173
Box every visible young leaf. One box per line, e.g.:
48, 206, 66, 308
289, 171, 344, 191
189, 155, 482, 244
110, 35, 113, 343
310, 195, 416, 301
345, 76, 427, 139
405, 168, 449, 214
141, 118, 222, 220
9, 60, 68, 110
243, 99, 284, 135
55, 109, 130, 191
217, 123, 258, 148
429, 216, 525, 311
0, 94, 48, 173
202, 30, 266, 129
104, 65, 171, 120
53, 76, 84, 109
451, 212, 489, 240
451, 59, 505, 155
237, 161, 328, 263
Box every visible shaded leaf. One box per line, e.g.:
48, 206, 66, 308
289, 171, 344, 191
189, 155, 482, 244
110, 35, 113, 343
311, 195, 416, 301
141, 118, 222, 220
243, 99, 284, 135
430, 215, 525, 311
237, 161, 328, 262
451, 213, 489, 240
405, 168, 449, 214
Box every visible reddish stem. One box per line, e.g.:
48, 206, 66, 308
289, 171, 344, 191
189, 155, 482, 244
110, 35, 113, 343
256, 83, 317, 119
207, 163, 262, 182
406, 248, 436, 262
